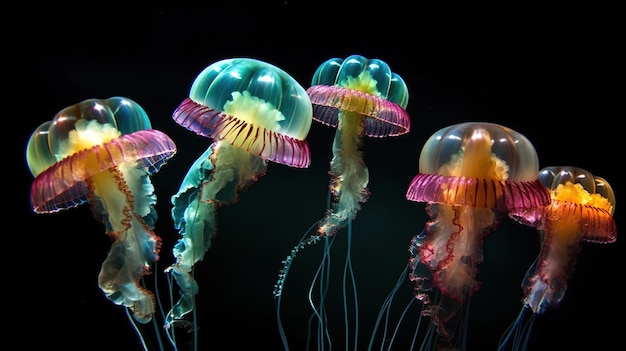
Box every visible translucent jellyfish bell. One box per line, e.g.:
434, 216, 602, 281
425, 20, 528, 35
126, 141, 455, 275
173, 57, 312, 167
27, 96, 174, 214
538, 166, 616, 235
307, 54, 410, 138
408, 122, 549, 210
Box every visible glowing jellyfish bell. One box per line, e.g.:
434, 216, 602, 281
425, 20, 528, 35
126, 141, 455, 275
273, 54, 410, 351
499, 166, 616, 351
165, 58, 312, 338
26, 97, 177, 324
400, 122, 550, 350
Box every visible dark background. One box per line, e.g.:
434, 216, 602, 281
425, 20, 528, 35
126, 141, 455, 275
14, 2, 622, 350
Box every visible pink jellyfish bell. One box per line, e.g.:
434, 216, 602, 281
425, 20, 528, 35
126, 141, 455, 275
26, 96, 177, 324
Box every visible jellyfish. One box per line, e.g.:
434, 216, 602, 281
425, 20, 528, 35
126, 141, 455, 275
498, 166, 616, 351
369, 122, 550, 350
273, 54, 410, 350
26, 97, 177, 327
307, 54, 410, 237
164, 58, 312, 341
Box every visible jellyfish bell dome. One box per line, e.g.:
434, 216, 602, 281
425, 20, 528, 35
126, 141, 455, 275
535, 165, 616, 242
407, 122, 551, 214
418, 122, 541, 182
26, 97, 154, 177
26, 97, 176, 213
538, 166, 616, 214
173, 58, 312, 168
307, 54, 410, 137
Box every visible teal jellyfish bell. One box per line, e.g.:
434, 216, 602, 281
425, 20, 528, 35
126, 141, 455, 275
173, 57, 312, 168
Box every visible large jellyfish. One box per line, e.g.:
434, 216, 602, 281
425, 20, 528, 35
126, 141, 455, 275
26, 97, 177, 326
370, 122, 550, 350
164, 58, 312, 343
498, 166, 616, 351
273, 54, 410, 350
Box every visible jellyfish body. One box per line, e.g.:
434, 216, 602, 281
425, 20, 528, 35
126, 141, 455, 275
166, 58, 312, 328
26, 97, 177, 323
307, 54, 410, 236
273, 55, 410, 351
499, 166, 616, 350
404, 122, 550, 348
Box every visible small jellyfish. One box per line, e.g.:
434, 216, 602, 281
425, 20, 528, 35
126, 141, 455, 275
499, 166, 616, 351
165, 58, 312, 341
26, 97, 176, 325
307, 54, 411, 237
273, 54, 410, 350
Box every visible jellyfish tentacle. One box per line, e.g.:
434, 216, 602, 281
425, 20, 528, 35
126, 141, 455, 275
166, 141, 268, 324
411, 203, 498, 340
429, 205, 494, 301
98, 218, 161, 323
166, 146, 215, 324
408, 230, 434, 303
318, 111, 370, 236
91, 160, 162, 324
523, 218, 582, 314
